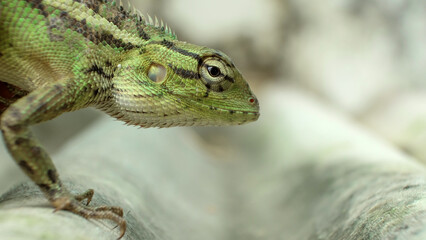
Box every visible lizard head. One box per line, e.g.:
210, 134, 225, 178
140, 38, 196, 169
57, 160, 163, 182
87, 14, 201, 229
111, 39, 259, 128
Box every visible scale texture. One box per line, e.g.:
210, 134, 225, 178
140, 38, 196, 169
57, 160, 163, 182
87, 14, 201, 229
0, 0, 259, 238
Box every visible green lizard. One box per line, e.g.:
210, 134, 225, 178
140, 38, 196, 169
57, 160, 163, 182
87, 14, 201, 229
0, 0, 259, 238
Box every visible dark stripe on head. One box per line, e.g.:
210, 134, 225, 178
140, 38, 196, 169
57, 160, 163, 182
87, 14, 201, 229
156, 40, 202, 61
168, 64, 200, 79
224, 75, 235, 83
86, 65, 114, 79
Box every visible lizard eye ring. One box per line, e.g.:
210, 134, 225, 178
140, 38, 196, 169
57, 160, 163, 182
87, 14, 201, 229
200, 57, 234, 92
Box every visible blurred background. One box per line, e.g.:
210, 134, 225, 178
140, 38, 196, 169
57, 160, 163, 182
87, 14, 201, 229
167, 0, 426, 162
128, 0, 426, 162
1, 0, 426, 239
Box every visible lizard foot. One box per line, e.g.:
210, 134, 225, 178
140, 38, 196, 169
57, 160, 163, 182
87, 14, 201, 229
51, 190, 126, 239
73, 189, 124, 216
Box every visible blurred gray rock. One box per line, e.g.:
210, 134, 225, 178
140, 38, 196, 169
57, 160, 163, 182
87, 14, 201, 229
1, 113, 230, 240
2, 85, 426, 239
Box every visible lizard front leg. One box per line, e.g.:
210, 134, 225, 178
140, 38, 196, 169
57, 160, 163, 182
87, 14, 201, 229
0, 81, 126, 239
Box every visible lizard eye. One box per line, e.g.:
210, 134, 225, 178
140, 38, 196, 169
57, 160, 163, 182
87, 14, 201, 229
207, 66, 221, 77
200, 57, 234, 92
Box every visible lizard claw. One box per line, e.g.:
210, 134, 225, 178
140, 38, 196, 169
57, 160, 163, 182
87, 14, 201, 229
50, 189, 126, 239
74, 189, 94, 206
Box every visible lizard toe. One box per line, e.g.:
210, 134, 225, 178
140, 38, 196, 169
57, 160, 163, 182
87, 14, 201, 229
50, 191, 127, 239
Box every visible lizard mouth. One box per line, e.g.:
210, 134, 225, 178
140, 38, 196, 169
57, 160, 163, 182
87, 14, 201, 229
188, 98, 259, 115
200, 102, 260, 121
179, 95, 260, 124
212, 107, 259, 115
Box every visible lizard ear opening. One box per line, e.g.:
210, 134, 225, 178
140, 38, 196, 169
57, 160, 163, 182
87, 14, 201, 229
148, 63, 167, 83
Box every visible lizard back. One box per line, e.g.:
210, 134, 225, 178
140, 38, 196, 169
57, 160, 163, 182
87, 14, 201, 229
0, 0, 174, 91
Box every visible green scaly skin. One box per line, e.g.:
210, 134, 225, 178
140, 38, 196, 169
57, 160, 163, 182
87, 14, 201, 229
0, 0, 259, 238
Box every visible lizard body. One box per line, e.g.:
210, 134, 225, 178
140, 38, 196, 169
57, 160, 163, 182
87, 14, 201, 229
0, 0, 259, 238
